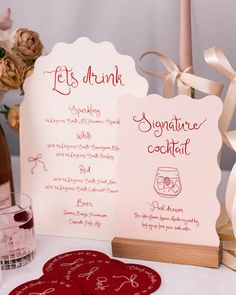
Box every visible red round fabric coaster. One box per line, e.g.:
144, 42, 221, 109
64, 258, 125, 294
126, 263, 162, 293
87, 262, 162, 294
43, 250, 109, 277
9, 279, 81, 295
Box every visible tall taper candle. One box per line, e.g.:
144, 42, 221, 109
179, 0, 193, 71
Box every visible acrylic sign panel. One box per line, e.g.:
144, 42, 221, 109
20, 37, 148, 240
116, 95, 222, 246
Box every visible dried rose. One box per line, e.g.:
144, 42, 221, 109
13, 28, 43, 61
24, 65, 34, 79
7, 104, 20, 132
0, 48, 24, 91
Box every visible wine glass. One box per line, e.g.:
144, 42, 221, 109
0, 193, 35, 270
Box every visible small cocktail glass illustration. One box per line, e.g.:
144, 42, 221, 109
154, 167, 182, 198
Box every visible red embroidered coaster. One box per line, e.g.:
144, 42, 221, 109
126, 263, 162, 293
43, 250, 109, 277
9, 279, 81, 295
64, 258, 124, 294
87, 262, 162, 294
10, 250, 162, 295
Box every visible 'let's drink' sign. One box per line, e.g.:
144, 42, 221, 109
116, 94, 222, 246
21, 38, 148, 240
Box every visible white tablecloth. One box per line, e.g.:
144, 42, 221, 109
1, 157, 236, 295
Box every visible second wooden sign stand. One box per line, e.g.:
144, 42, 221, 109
112, 238, 222, 268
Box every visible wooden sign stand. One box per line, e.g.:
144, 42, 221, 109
112, 238, 222, 268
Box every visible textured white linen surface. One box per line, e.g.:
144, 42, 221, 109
1, 157, 236, 295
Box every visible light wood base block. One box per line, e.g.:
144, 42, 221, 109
112, 237, 222, 268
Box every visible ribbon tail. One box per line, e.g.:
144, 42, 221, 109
222, 250, 236, 270
177, 79, 192, 96
205, 46, 236, 271
232, 197, 236, 239
222, 240, 236, 251
180, 72, 224, 96
163, 72, 178, 98
223, 130, 236, 150
219, 82, 236, 133
225, 166, 236, 225
217, 203, 230, 230
204, 47, 235, 80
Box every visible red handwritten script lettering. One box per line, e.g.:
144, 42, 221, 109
44, 65, 125, 96
133, 113, 206, 137
95, 277, 110, 291
44, 65, 79, 95
148, 138, 191, 157
132, 113, 206, 157
68, 104, 101, 118
83, 65, 125, 86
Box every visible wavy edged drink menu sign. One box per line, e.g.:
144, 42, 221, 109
112, 94, 223, 267
20, 37, 148, 240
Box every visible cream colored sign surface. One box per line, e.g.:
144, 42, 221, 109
20, 38, 148, 240
116, 95, 222, 246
